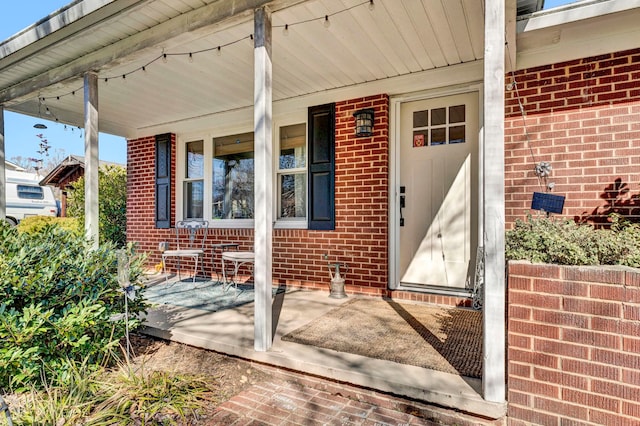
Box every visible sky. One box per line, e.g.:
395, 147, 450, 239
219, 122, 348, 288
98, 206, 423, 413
0, 2, 127, 167
0, 0, 580, 169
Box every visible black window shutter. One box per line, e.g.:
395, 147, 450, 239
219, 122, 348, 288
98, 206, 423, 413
155, 133, 172, 229
308, 103, 335, 230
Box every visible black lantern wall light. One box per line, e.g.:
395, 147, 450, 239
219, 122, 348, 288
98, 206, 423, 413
353, 108, 374, 137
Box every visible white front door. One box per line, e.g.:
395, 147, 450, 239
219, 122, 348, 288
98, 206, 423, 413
398, 92, 478, 290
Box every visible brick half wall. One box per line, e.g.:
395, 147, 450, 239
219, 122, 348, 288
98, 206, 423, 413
507, 261, 640, 425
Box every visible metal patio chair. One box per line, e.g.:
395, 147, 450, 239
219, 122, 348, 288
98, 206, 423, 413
162, 219, 208, 283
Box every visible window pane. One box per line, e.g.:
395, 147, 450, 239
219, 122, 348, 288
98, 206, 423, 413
280, 123, 306, 170
431, 108, 446, 125
185, 140, 204, 179
17, 185, 44, 200
413, 110, 428, 128
212, 132, 254, 219
449, 126, 466, 144
412, 131, 427, 147
280, 173, 306, 218
184, 180, 203, 218
449, 105, 465, 123
431, 128, 446, 146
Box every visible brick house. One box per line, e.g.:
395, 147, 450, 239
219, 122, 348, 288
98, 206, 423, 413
1, 0, 639, 422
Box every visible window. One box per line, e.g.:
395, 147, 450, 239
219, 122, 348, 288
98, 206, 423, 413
277, 123, 306, 220
177, 112, 327, 229
184, 140, 204, 218
412, 104, 466, 147
17, 185, 44, 200
212, 132, 254, 220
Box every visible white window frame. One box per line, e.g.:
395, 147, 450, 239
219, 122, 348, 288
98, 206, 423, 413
176, 111, 309, 229
274, 111, 308, 229
182, 139, 205, 219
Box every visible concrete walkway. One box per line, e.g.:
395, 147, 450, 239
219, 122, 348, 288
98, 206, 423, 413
142, 279, 506, 421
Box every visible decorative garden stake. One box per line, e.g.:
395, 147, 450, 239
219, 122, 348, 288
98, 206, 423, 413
117, 249, 136, 363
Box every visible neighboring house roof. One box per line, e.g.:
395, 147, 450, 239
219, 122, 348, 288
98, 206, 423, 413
4, 160, 25, 171
39, 154, 124, 187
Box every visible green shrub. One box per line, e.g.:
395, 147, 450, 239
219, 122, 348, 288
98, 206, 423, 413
506, 214, 640, 267
0, 221, 147, 392
17, 216, 82, 236
66, 165, 127, 248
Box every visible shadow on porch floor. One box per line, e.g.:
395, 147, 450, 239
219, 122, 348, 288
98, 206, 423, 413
140, 276, 505, 419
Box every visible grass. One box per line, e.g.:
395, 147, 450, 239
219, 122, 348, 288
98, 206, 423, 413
1, 355, 218, 426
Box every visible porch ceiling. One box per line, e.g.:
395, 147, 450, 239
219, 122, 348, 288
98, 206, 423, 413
0, 0, 491, 138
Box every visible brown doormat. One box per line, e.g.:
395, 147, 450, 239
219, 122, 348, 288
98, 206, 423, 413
281, 298, 483, 379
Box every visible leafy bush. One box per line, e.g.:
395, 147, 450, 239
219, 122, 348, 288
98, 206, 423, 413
0, 221, 147, 391
506, 214, 640, 267
17, 216, 82, 236
66, 165, 127, 248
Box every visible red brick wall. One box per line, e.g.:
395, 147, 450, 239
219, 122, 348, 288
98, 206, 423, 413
127, 134, 177, 269
274, 94, 390, 296
507, 261, 640, 425
505, 48, 640, 228
127, 94, 395, 297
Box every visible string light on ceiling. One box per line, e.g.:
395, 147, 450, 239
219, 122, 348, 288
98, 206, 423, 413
27, 0, 376, 125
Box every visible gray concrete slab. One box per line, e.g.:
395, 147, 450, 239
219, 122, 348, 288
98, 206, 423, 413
142, 282, 506, 419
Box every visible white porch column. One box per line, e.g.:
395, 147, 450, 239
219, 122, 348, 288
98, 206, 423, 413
483, 0, 506, 403
84, 71, 99, 249
0, 106, 5, 221
253, 6, 273, 352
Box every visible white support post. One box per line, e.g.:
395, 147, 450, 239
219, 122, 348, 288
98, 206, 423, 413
483, 0, 506, 403
0, 106, 5, 222
253, 6, 273, 352
84, 71, 99, 249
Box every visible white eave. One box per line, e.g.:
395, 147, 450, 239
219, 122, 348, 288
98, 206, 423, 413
0, 0, 499, 139
516, 0, 640, 70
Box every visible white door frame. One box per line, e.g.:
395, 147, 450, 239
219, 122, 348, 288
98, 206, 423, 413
388, 83, 484, 295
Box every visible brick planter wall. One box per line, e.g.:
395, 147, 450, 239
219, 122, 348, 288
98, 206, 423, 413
507, 260, 640, 425
505, 48, 640, 228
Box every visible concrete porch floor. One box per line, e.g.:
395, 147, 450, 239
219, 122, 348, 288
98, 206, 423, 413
141, 279, 506, 419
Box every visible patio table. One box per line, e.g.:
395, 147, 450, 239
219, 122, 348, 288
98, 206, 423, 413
221, 250, 255, 293
211, 243, 240, 283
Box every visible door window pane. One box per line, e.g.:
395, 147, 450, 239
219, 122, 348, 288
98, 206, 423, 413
413, 110, 428, 128
411, 103, 468, 148
431, 108, 446, 125
431, 128, 446, 146
449, 105, 465, 123
212, 132, 254, 219
449, 126, 466, 144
